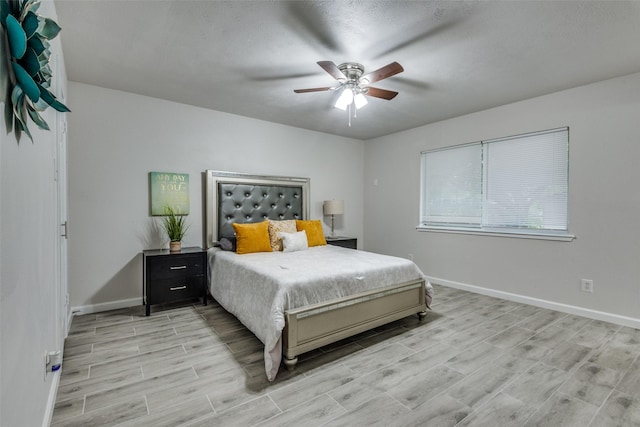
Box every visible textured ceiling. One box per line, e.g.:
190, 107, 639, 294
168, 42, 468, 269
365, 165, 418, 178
55, 1, 640, 140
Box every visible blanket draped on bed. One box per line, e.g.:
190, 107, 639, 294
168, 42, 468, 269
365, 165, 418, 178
208, 245, 432, 380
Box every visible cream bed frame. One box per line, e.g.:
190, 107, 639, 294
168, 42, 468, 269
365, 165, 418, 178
204, 170, 427, 370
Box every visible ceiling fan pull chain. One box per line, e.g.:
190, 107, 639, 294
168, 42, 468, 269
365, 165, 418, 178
348, 103, 352, 127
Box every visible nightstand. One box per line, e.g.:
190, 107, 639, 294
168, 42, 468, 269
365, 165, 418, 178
143, 247, 207, 316
326, 236, 357, 249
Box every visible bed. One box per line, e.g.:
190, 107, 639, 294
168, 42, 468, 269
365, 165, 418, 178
204, 170, 432, 380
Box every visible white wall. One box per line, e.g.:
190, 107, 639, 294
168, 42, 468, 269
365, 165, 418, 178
67, 82, 364, 308
364, 72, 640, 323
0, 2, 68, 425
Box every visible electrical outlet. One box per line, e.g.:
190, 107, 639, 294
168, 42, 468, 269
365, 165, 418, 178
580, 279, 594, 293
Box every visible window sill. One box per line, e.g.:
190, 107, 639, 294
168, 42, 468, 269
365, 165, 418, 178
416, 225, 575, 242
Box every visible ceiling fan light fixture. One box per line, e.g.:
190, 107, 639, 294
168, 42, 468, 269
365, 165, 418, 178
334, 87, 354, 110
354, 92, 368, 109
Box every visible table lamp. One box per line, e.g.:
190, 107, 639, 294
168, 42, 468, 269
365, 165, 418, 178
323, 199, 344, 239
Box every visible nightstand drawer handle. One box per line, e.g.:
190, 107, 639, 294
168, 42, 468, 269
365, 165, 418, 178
169, 265, 187, 270
170, 285, 187, 291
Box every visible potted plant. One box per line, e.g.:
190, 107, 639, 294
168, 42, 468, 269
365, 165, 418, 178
161, 206, 189, 252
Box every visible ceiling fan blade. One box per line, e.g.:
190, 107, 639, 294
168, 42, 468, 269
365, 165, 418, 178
294, 86, 334, 93
365, 87, 399, 100
360, 62, 404, 84
317, 61, 346, 81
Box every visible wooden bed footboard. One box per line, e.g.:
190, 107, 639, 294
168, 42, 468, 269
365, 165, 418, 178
282, 279, 427, 370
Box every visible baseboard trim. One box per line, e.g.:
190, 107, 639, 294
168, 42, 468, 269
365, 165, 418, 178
71, 297, 141, 316
428, 276, 640, 329
42, 370, 60, 427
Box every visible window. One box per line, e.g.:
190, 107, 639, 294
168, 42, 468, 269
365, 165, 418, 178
419, 127, 572, 240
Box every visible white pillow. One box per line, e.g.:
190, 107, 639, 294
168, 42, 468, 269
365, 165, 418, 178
279, 231, 308, 253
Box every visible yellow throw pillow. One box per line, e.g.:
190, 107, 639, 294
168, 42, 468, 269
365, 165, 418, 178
232, 221, 273, 254
295, 219, 327, 247
268, 220, 297, 251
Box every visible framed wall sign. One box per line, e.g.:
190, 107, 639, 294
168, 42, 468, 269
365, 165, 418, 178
149, 172, 190, 215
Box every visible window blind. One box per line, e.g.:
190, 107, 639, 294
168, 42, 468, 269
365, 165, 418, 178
483, 128, 568, 231
421, 143, 482, 226
420, 127, 569, 235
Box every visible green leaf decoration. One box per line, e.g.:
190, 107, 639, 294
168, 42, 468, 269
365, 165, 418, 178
19, 0, 40, 22
26, 103, 49, 130
40, 62, 50, 75
22, 47, 39, 75
38, 84, 70, 112
6, 14, 26, 59
0, 1, 10, 26
12, 61, 40, 101
27, 35, 44, 54
40, 17, 60, 40
17, 118, 33, 140
11, 84, 24, 108
37, 76, 50, 88
22, 11, 38, 38
36, 66, 51, 83
3, 0, 69, 141
40, 41, 51, 61
11, 86, 33, 140
33, 97, 48, 111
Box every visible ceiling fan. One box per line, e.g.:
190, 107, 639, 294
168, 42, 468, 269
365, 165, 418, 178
294, 61, 404, 124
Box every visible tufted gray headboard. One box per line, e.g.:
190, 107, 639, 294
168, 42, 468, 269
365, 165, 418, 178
204, 170, 310, 248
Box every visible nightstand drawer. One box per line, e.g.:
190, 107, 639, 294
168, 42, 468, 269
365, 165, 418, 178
147, 275, 204, 305
147, 255, 204, 280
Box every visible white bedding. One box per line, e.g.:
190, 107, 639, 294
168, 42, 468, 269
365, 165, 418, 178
207, 244, 432, 380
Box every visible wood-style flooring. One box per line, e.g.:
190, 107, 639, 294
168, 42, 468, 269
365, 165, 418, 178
52, 284, 640, 426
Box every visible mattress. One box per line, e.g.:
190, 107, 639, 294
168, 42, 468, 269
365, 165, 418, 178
207, 244, 432, 380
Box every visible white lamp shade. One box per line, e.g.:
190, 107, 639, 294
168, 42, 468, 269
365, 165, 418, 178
323, 200, 344, 215
353, 93, 368, 109
334, 88, 353, 111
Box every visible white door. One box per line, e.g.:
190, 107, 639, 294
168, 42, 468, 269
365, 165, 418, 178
53, 54, 69, 345
56, 111, 69, 343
